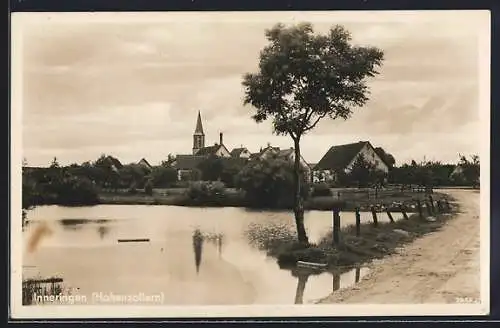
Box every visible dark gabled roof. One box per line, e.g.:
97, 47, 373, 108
106, 156, 123, 169
276, 148, 294, 158
138, 158, 152, 168
219, 157, 249, 167
315, 141, 369, 171
195, 145, 220, 156
194, 111, 204, 135
174, 155, 206, 170
249, 153, 260, 160
230, 147, 248, 157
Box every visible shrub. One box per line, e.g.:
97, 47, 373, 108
185, 181, 226, 205
54, 176, 100, 205
311, 183, 332, 197
128, 182, 138, 194
151, 166, 177, 188
144, 180, 153, 196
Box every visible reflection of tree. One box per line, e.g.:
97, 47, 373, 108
59, 219, 85, 230
97, 225, 110, 239
203, 232, 225, 258
192, 229, 204, 274
291, 268, 312, 304
217, 235, 223, 258
294, 274, 309, 304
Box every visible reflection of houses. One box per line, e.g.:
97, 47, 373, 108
313, 141, 389, 183
192, 229, 224, 274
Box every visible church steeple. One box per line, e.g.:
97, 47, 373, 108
193, 111, 205, 155
194, 111, 204, 135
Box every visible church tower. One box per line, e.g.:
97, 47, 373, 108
193, 110, 205, 155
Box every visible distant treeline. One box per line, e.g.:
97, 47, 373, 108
22, 153, 479, 210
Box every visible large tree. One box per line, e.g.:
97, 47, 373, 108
242, 23, 384, 243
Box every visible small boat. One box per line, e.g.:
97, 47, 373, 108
297, 261, 328, 269
117, 238, 150, 243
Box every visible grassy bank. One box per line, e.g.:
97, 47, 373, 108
98, 187, 451, 212
245, 196, 458, 275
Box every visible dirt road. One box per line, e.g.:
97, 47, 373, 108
318, 189, 481, 304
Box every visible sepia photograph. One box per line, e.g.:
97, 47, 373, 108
10, 10, 490, 318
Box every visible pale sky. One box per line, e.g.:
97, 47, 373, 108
15, 11, 488, 167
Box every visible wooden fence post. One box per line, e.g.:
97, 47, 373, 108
445, 199, 451, 212
385, 205, 395, 223
425, 201, 432, 216
370, 206, 378, 227
417, 200, 423, 219
436, 200, 443, 213
333, 208, 340, 245
355, 267, 361, 283
355, 207, 361, 236
400, 204, 409, 220
428, 195, 435, 213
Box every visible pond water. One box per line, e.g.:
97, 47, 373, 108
22, 205, 404, 305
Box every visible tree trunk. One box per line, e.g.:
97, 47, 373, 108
293, 138, 309, 244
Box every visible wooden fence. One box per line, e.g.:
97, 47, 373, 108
331, 196, 452, 245
22, 277, 64, 305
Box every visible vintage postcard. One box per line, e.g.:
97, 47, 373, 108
10, 10, 490, 319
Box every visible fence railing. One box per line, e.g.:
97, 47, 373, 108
331, 196, 452, 245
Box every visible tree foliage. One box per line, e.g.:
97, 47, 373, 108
242, 23, 384, 139
150, 166, 178, 188
374, 147, 396, 169
235, 157, 310, 209
454, 154, 480, 187
347, 154, 387, 188
242, 22, 383, 243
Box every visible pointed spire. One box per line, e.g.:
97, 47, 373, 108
194, 110, 204, 135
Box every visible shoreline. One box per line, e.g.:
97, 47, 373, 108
87, 190, 451, 213
315, 189, 479, 304
249, 194, 459, 280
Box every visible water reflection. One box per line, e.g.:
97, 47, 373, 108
192, 230, 226, 273
192, 229, 204, 274
292, 267, 363, 304
24, 205, 378, 305
291, 268, 310, 304
96, 225, 110, 239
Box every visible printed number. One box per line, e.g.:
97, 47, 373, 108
455, 297, 480, 304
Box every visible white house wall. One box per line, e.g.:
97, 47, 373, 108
345, 143, 389, 173
215, 146, 231, 157
239, 150, 251, 158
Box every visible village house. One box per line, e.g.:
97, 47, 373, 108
170, 111, 314, 182
230, 147, 251, 159
137, 158, 153, 171
101, 155, 123, 172
313, 141, 389, 183
249, 144, 312, 181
